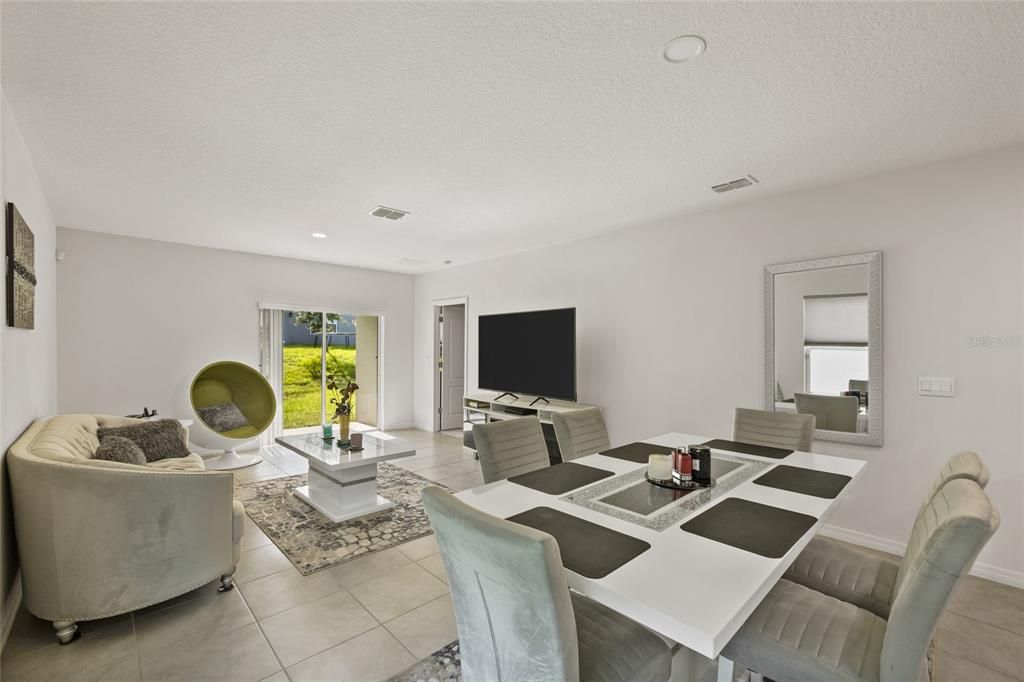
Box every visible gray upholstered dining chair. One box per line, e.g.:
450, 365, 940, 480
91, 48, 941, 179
473, 417, 550, 484
733, 407, 816, 452
421, 486, 673, 682
723, 479, 999, 682
848, 378, 869, 405
551, 407, 610, 461
794, 392, 859, 432
785, 451, 990, 618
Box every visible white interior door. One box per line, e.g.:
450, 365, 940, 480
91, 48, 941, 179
440, 304, 465, 430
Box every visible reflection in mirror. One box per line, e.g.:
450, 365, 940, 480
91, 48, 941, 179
765, 252, 882, 446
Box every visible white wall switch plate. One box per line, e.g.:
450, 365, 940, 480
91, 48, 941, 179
918, 376, 955, 397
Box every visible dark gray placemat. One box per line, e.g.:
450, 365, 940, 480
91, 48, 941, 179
680, 498, 816, 558
702, 439, 793, 459
600, 442, 675, 463
508, 463, 615, 495
754, 465, 852, 499
507, 507, 651, 578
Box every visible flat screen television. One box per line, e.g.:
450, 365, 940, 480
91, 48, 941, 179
478, 307, 576, 401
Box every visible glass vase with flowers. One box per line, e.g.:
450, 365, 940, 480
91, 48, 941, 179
327, 375, 359, 444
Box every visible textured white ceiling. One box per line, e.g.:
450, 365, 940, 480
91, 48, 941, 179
4, 2, 1023, 273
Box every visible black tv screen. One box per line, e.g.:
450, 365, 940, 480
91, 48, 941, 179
478, 308, 576, 401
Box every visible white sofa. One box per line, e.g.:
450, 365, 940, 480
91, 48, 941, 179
7, 414, 245, 643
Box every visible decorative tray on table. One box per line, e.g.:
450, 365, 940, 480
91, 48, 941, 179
643, 473, 716, 491
562, 453, 772, 532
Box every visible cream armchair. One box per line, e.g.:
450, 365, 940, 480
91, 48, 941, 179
7, 415, 245, 644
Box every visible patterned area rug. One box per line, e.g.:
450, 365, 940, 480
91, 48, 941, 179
235, 463, 449, 575
390, 641, 461, 682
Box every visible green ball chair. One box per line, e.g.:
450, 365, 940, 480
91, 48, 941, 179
190, 360, 277, 470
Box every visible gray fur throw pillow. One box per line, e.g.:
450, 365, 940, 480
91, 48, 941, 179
196, 402, 250, 433
97, 419, 190, 462
93, 436, 147, 466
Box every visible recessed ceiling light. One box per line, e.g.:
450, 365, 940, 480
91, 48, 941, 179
311, 232, 327, 239
662, 35, 706, 63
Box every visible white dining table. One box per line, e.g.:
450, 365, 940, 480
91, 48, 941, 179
455, 432, 867, 679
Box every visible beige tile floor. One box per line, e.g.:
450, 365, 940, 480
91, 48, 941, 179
2, 428, 1022, 681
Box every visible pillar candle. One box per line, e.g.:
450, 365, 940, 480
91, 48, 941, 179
648, 454, 673, 481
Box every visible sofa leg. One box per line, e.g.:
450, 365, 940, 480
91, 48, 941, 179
219, 571, 236, 593
53, 620, 79, 645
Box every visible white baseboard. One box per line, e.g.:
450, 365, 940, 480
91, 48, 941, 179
818, 524, 906, 556
968, 562, 1024, 589
1, 572, 23, 652
820, 524, 1024, 589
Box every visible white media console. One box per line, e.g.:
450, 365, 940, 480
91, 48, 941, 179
462, 392, 599, 463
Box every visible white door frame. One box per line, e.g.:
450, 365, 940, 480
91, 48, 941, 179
432, 296, 469, 432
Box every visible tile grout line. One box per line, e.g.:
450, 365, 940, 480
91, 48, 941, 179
2, 610, 133, 665
934, 636, 1024, 680
347, 578, 449, 625
131, 613, 143, 682
244, 563, 444, 674
244, 577, 351, 622
136, 587, 257, 646
236, 563, 296, 588
250, 548, 416, 598
235, 541, 298, 587
380, 621, 420, 663
937, 649, 1024, 682
380, 592, 455, 664
2, 635, 58, 663
942, 608, 1024, 640
268, 618, 383, 673
238, 583, 292, 681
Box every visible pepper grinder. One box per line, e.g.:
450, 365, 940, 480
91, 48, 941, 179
688, 445, 712, 485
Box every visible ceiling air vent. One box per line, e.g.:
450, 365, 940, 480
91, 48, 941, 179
711, 175, 759, 194
397, 257, 429, 266
370, 206, 410, 220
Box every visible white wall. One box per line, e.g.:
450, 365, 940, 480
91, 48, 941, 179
1, 98, 59, 626
413, 145, 1024, 584
57, 230, 415, 430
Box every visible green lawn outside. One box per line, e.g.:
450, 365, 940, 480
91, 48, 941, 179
283, 344, 357, 429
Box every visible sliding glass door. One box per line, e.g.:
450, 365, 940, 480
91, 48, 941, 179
277, 309, 376, 432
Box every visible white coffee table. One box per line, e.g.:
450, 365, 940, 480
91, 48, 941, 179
275, 433, 416, 522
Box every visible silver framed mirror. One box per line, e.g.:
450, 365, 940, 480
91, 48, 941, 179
764, 251, 882, 446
